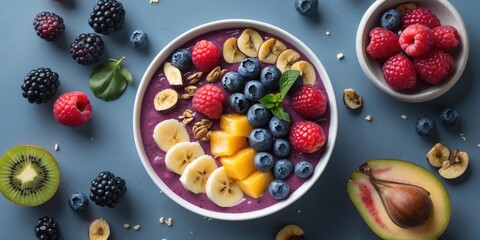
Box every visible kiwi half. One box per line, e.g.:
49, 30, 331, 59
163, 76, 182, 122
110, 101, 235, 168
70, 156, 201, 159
0, 145, 60, 206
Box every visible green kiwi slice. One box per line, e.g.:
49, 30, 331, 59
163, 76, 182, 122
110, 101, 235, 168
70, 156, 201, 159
0, 145, 60, 206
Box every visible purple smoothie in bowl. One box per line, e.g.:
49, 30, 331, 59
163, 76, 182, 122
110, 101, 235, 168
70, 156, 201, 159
133, 19, 338, 220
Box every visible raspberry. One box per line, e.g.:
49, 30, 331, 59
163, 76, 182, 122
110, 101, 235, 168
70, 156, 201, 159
366, 27, 402, 59
401, 7, 441, 30
53, 91, 93, 126
192, 84, 225, 119
289, 121, 326, 154
33, 12, 65, 41
399, 24, 434, 57
414, 51, 453, 85
291, 85, 327, 119
191, 40, 221, 72
432, 25, 460, 51
383, 54, 416, 90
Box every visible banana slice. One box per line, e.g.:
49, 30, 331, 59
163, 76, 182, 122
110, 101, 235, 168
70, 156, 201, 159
426, 143, 450, 168
154, 88, 179, 112
276, 49, 301, 72
153, 119, 190, 152
165, 142, 205, 175
275, 224, 305, 240
258, 38, 287, 64
438, 149, 469, 179
237, 28, 264, 58
343, 88, 362, 110
205, 167, 244, 207
223, 37, 247, 63
163, 62, 183, 87
180, 155, 218, 194
291, 60, 316, 85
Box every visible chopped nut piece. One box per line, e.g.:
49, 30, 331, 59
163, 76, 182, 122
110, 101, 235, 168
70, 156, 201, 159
326, 31, 331, 36
150, 0, 159, 3
459, 134, 466, 141
337, 53, 344, 60
123, 224, 130, 229
365, 115, 372, 121
54, 143, 59, 151
192, 119, 212, 141
401, 115, 407, 120
206, 66, 227, 83
159, 217, 165, 224
165, 218, 173, 226
187, 71, 203, 85
132, 225, 141, 231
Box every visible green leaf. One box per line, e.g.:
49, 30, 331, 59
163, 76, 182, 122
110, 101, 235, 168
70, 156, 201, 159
259, 94, 282, 109
89, 57, 133, 101
119, 65, 133, 84
279, 70, 300, 97
271, 106, 290, 122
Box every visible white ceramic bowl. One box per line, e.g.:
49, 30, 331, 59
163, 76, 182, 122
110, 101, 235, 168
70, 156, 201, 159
356, 0, 469, 102
133, 19, 338, 220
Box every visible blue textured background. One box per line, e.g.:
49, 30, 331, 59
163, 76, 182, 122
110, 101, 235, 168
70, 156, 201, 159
0, 0, 478, 239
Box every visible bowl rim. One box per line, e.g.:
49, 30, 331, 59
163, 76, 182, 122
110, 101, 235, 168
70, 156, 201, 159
133, 19, 338, 221
356, 0, 470, 103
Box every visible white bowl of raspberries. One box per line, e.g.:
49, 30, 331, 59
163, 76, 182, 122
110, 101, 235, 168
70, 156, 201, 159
356, 0, 469, 102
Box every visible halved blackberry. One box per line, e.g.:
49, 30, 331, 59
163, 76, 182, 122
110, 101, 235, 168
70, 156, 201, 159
21, 68, 60, 104
33, 12, 65, 41
90, 171, 127, 208
34, 216, 60, 240
88, 0, 126, 35
70, 33, 104, 65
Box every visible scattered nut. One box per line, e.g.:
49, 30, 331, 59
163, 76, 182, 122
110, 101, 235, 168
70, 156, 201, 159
178, 109, 195, 125
181, 86, 197, 100
159, 217, 164, 224
54, 143, 59, 151
365, 115, 372, 121
187, 71, 203, 85
206, 66, 227, 83
192, 119, 212, 141
123, 224, 130, 229
337, 53, 344, 60
325, 31, 331, 36
459, 133, 466, 141
132, 225, 141, 231
401, 115, 407, 120
150, 0, 158, 3
165, 218, 173, 227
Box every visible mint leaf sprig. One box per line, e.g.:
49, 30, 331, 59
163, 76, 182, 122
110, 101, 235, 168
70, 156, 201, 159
258, 70, 300, 122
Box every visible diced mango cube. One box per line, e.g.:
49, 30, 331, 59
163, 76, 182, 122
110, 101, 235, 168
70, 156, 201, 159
219, 114, 253, 137
210, 130, 248, 157
236, 170, 274, 199
221, 147, 256, 181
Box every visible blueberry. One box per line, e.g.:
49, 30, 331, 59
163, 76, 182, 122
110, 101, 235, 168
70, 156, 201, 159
222, 72, 246, 93
269, 117, 291, 138
269, 179, 289, 200
380, 9, 401, 31
229, 93, 250, 114
273, 139, 291, 158
247, 103, 272, 127
244, 80, 266, 102
248, 128, 274, 151
415, 116, 436, 136
294, 0, 318, 15
254, 152, 274, 171
171, 49, 192, 71
238, 58, 261, 80
440, 107, 459, 127
295, 161, 313, 179
273, 159, 294, 180
129, 30, 148, 49
68, 192, 89, 212
260, 65, 281, 89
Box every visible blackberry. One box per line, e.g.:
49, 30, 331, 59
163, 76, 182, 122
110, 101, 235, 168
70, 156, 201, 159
21, 68, 60, 104
70, 33, 104, 65
33, 12, 65, 41
90, 171, 127, 208
34, 216, 60, 240
88, 0, 126, 35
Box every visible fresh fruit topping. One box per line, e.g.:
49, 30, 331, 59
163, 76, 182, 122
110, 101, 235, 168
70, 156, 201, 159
395, 2, 417, 15
88, 0, 126, 35
401, 7, 441, 30
70, 33, 105, 65
260, 65, 282, 89
438, 149, 469, 179
366, 27, 402, 60
269, 179, 289, 200
205, 167, 244, 207
219, 114, 253, 137
295, 161, 313, 179
171, 49, 193, 71
53, 91, 92, 126
129, 30, 148, 48
153, 119, 189, 152
163, 61, 183, 86
258, 38, 287, 64
432, 25, 460, 51
153, 88, 179, 112
34, 216, 60, 240
269, 116, 291, 138
343, 88, 362, 110
237, 28, 263, 57
291, 60, 316, 85
21, 67, 60, 104
238, 57, 261, 80
68, 192, 89, 212
426, 143, 450, 168
380, 9, 401, 31
236, 170, 274, 199
247, 103, 272, 127
254, 152, 274, 171
222, 72, 246, 93
382, 54, 416, 90
399, 24, 434, 57
89, 56, 133, 100
273, 159, 294, 180
415, 116, 436, 136
180, 155, 218, 193
275, 224, 305, 240
414, 51, 453, 85
192, 84, 225, 119
291, 85, 327, 119
248, 128, 274, 151
90, 171, 127, 208
276, 49, 301, 72
191, 40, 221, 72
244, 80, 266, 102
294, 0, 318, 15
0, 145, 60, 206
33, 12, 65, 41
165, 142, 205, 175
272, 138, 291, 158
439, 107, 459, 127
223, 37, 247, 63
229, 93, 251, 114
89, 218, 110, 240
210, 130, 248, 157
289, 120, 325, 153
220, 147, 256, 181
